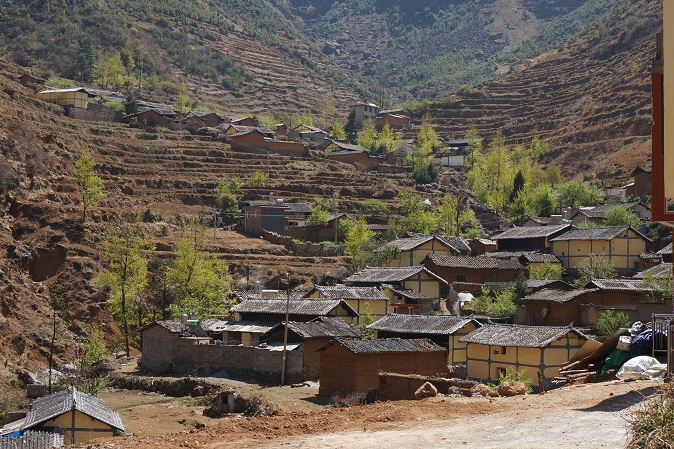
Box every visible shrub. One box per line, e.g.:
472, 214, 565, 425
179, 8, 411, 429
596, 310, 630, 337
628, 383, 674, 448
498, 367, 532, 393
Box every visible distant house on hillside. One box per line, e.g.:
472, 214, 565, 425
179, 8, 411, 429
350, 102, 380, 126
345, 266, 448, 303
287, 124, 329, 146
569, 202, 651, 226
242, 199, 312, 236
384, 234, 464, 267
492, 224, 572, 252
423, 254, 525, 285
374, 108, 412, 129
222, 123, 275, 139
624, 166, 652, 201
230, 298, 359, 324
18, 73, 46, 87
303, 285, 389, 324
229, 129, 306, 155
37, 87, 89, 109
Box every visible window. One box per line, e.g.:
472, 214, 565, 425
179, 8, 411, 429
455, 274, 467, 282
497, 367, 507, 378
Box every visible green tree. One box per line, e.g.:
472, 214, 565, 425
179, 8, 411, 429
574, 254, 618, 287
555, 179, 604, 209
436, 193, 477, 237
509, 170, 525, 203
640, 270, 673, 303
410, 114, 439, 169
530, 261, 564, 280
247, 171, 269, 187
344, 110, 358, 143
464, 126, 482, 169
603, 205, 642, 228
530, 184, 554, 217
306, 208, 330, 228
345, 218, 376, 270
330, 120, 346, 140
98, 220, 154, 357
357, 118, 377, 150
74, 149, 106, 222
174, 82, 193, 113
124, 93, 138, 115
294, 114, 314, 127
74, 36, 96, 82
214, 178, 242, 224
165, 219, 232, 318
94, 51, 124, 90
357, 303, 375, 338
596, 310, 630, 337
471, 284, 518, 318
359, 199, 390, 216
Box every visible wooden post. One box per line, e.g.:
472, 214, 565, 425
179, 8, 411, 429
537, 370, 546, 395
280, 273, 291, 385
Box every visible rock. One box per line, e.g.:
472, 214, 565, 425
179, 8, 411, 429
470, 383, 495, 397
497, 381, 527, 397
414, 381, 438, 399
447, 386, 462, 395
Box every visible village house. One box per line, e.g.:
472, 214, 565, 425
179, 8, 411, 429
185, 111, 229, 129
317, 338, 448, 395
492, 224, 572, 252
0, 387, 125, 445
518, 216, 569, 227
468, 237, 497, 256
229, 129, 306, 155
423, 254, 526, 285
18, 73, 47, 87
525, 279, 575, 293
37, 87, 89, 109
624, 166, 652, 201
230, 298, 359, 324
222, 123, 275, 139
385, 234, 465, 267
517, 252, 563, 278
460, 324, 588, 389
380, 285, 438, 314
260, 317, 362, 379
368, 314, 481, 364
657, 242, 672, 263
569, 202, 651, 226
287, 212, 353, 242
345, 266, 449, 305
633, 261, 673, 279
520, 288, 599, 326
199, 318, 276, 346
350, 102, 380, 126
124, 109, 176, 128
323, 140, 368, 156
230, 117, 257, 126
303, 285, 388, 323
549, 226, 651, 273
374, 108, 412, 129
242, 198, 313, 236
287, 124, 329, 146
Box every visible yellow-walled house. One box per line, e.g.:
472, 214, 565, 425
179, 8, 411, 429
518, 253, 563, 279
386, 235, 467, 267
549, 226, 651, 272
230, 298, 359, 324
37, 87, 89, 109
345, 266, 449, 304
460, 324, 588, 389
304, 285, 389, 324
0, 387, 125, 445
368, 314, 481, 364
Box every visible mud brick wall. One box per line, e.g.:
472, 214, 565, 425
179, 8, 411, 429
377, 373, 473, 401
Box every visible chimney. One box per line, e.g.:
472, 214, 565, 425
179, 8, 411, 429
180, 314, 188, 325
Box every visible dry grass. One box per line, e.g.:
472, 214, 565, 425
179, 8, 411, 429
628, 383, 674, 449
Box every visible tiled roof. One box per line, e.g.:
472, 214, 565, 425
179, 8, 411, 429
367, 224, 389, 231
242, 201, 313, 214
437, 236, 472, 254
482, 250, 531, 259
327, 141, 368, 152
368, 314, 480, 335
327, 148, 368, 156
319, 337, 444, 354
389, 235, 434, 251
23, 387, 124, 432
587, 279, 655, 292
550, 226, 650, 242
525, 279, 572, 290
575, 203, 641, 219
633, 263, 673, 279
426, 254, 524, 270
521, 288, 597, 303
234, 290, 308, 301
345, 266, 448, 285
153, 320, 189, 334
200, 319, 275, 334
460, 324, 587, 348
519, 253, 561, 263
383, 285, 434, 300
230, 299, 357, 316
223, 124, 275, 136
657, 243, 672, 255
265, 317, 362, 339
493, 224, 571, 240
309, 285, 388, 301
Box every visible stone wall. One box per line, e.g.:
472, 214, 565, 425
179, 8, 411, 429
66, 104, 122, 122
377, 373, 473, 401
261, 230, 344, 256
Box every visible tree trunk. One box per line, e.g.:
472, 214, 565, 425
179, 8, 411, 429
122, 286, 130, 358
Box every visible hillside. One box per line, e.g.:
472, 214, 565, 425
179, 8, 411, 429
424, 0, 658, 184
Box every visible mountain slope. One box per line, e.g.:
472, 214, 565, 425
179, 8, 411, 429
424, 0, 658, 184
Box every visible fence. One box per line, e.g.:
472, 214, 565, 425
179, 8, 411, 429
0, 430, 64, 449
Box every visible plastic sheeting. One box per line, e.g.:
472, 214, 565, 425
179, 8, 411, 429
616, 356, 667, 380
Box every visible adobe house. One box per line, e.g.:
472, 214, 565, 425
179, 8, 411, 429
345, 266, 449, 304
222, 124, 275, 139
140, 321, 210, 372
230, 298, 359, 324
460, 324, 588, 388
323, 140, 368, 156
525, 279, 575, 293
123, 109, 174, 128
385, 235, 464, 267
517, 252, 563, 279
0, 387, 124, 445
303, 285, 388, 324
423, 254, 525, 284
287, 212, 353, 243
374, 109, 412, 129
380, 285, 438, 314
569, 202, 651, 226
549, 225, 651, 273
492, 224, 571, 251
324, 147, 385, 170
260, 317, 362, 379
231, 117, 257, 126
37, 87, 89, 109
633, 262, 673, 279
521, 288, 598, 326
18, 73, 46, 87
242, 199, 313, 236
350, 102, 380, 126
368, 314, 481, 364
275, 123, 288, 137
317, 338, 448, 395
468, 238, 497, 256
199, 318, 275, 346
624, 166, 652, 201
518, 216, 568, 227
582, 278, 673, 324
229, 129, 306, 154
287, 124, 329, 146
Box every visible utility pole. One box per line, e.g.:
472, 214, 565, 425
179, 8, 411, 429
280, 273, 291, 385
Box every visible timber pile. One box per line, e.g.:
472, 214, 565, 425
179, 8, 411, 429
553, 361, 603, 385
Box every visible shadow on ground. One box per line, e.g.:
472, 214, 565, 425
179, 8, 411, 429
577, 384, 658, 412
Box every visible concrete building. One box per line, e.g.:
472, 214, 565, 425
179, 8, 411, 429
350, 102, 380, 126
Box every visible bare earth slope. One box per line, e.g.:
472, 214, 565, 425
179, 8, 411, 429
426, 0, 659, 184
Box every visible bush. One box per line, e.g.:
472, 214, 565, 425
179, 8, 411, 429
596, 310, 630, 337
498, 367, 532, 393
628, 383, 674, 448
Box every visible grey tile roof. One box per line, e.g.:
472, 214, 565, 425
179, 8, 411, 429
384, 285, 434, 300
519, 253, 561, 263
549, 226, 651, 242
154, 320, 189, 334
525, 279, 573, 290
426, 254, 524, 270
345, 266, 448, 285
367, 224, 389, 231
482, 250, 532, 259
242, 201, 313, 214
633, 263, 673, 279
521, 288, 597, 303
231, 299, 357, 316
265, 317, 362, 339
319, 337, 445, 354
222, 124, 275, 136
23, 387, 124, 432
574, 203, 642, 219
368, 314, 480, 335
309, 285, 388, 301
657, 243, 672, 255
326, 140, 368, 152
327, 148, 368, 156
587, 279, 655, 292
389, 235, 434, 251
493, 224, 571, 240
200, 319, 275, 334
234, 290, 309, 301
437, 235, 472, 254
460, 324, 587, 348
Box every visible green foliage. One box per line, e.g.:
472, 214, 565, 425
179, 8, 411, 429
640, 270, 673, 303
574, 254, 618, 287
174, 82, 193, 113
164, 219, 232, 318
82, 326, 110, 367
306, 208, 330, 229
410, 114, 439, 170
345, 218, 376, 270
124, 93, 139, 115
98, 219, 154, 356
313, 195, 339, 214
596, 310, 630, 337
555, 179, 604, 209
344, 110, 358, 144
530, 261, 564, 280
603, 205, 641, 228
0, 390, 16, 425
436, 193, 479, 237
214, 178, 241, 223
412, 162, 439, 185
94, 51, 125, 90
357, 118, 377, 150
294, 114, 314, 127
498, 367, 533, 393
247, 171, 269, 188
47, 77, 76, 89
74, 149, 106, 222
627, 383, 674, 449
357, 303, 375, 339
359, 199, 390, 216
472, 284, 518, 318
330, 120, 346, 140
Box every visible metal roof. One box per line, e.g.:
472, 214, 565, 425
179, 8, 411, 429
309, 285, 388, 301
318, 337, 444, 354
460, 324, 587, 348
231, 299, 358, 316
425, 254, 524, 270
23, 387, 124, 432
493, 224, 571, 240
345, 266, 448, 285
521, 288, 597, 303
368, 314, 480, 335
200, 319, 275, 333
574, 202, 642, 219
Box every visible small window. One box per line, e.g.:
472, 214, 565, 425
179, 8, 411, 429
497, 367, 507, 379
501, 346, 507, 355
